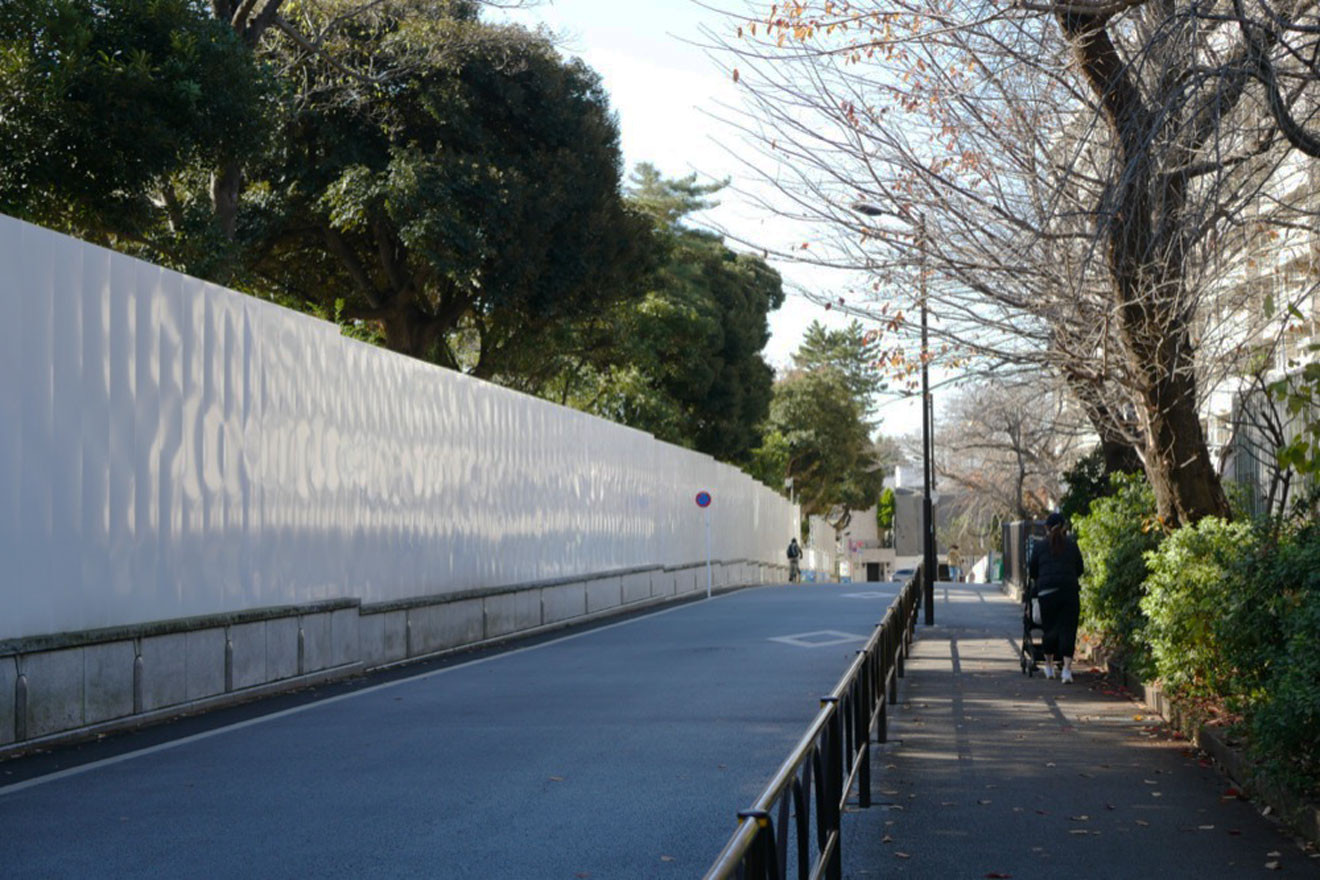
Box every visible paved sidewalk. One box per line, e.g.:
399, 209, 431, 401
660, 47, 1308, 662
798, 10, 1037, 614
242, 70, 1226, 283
842, 581, 1320, 878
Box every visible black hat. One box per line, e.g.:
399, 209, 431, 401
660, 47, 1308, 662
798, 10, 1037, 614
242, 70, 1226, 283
1044, 512, 1065, 529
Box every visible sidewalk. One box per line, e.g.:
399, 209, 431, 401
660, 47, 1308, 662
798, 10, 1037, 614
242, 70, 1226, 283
842, 581, 1320, 878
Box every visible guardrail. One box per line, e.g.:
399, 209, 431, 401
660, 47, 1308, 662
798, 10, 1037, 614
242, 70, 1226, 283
702, 570, 923, 880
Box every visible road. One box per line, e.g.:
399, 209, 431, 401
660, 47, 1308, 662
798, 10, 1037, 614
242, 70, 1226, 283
0, 581, 900, 879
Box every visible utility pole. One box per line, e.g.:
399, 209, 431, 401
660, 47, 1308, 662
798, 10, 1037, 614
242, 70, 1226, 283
920, 216, 936, 625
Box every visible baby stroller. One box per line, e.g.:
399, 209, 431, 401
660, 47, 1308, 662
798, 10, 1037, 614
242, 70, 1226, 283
1020, 578, 1047, 676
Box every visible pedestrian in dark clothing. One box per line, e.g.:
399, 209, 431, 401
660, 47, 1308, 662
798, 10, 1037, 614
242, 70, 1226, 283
1028, 512, 1085, 683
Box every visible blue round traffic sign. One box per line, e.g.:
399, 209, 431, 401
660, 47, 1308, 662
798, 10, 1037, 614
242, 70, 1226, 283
695, 491, 712, 508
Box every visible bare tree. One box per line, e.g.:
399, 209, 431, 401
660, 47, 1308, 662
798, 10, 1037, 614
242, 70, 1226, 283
934, 379, 1090, 522
704, 0, 1320, 525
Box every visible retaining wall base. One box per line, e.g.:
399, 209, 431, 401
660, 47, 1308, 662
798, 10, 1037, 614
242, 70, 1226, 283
2, 561, 789, 761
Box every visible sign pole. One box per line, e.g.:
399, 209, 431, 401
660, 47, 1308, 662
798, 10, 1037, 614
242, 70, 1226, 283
695, 491, 713, 598
705, 506, 713, 599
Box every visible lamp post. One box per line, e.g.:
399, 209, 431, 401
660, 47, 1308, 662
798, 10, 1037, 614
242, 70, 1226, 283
919, 222, 935, 624
852, 201, 935, 623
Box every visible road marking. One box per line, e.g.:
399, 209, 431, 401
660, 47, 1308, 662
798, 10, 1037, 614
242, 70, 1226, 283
0, 594, 724, 797
769, 630, 868, 648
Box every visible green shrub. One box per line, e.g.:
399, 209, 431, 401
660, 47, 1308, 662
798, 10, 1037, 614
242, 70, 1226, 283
1243, 525, 1320, 789
1075, 473, 1160, 671
1141, 517, 1256, 700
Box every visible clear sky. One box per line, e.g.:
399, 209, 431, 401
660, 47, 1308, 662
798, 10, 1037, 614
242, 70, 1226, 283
495, 0, 926, 436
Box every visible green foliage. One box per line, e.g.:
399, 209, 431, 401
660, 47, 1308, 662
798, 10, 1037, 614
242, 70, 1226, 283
1251, 587, 1320, 789
757, 367, 883, 519
1269, 352, 1320, 478
1226, 524, 1320, 789
1140, 517, 1255, 699
791, 320, 884, 417
536, 165, 783, 465
1074, 473, 1160, 670
0, 0, 270, 244
1059, 447, 1111, 522
876, 487, 895, 530
251, 9, 654, 372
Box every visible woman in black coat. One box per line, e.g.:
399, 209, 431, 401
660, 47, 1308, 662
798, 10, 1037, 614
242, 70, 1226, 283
1028, 512, 1085, 683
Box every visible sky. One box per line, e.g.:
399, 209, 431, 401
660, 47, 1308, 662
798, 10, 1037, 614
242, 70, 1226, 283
494, 0, 929, 437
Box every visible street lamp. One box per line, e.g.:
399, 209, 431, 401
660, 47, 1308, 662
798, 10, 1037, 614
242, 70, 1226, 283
852, 202, 936, 624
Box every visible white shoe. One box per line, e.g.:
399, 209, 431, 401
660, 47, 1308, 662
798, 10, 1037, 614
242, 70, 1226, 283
1043, 664, 1054, 679
1061, 668, 1073, 684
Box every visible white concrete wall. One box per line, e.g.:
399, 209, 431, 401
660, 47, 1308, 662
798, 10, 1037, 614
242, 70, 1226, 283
0, 216, 797, 641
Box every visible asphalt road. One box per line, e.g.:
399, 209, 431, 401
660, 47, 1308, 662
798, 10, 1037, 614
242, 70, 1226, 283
0, 581, 900, 879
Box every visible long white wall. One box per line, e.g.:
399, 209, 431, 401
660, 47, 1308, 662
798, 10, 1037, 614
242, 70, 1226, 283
0, 216, 798, 641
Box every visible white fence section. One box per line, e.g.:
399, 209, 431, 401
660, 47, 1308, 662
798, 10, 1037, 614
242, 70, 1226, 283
0, 216, 798, 642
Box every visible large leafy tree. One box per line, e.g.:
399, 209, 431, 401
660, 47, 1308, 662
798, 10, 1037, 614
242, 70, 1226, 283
753, 367, 887, 528
791, 319, 885, 416
536, 165, 784, 465
248, 4, 653, 374
0, 0, 271, 256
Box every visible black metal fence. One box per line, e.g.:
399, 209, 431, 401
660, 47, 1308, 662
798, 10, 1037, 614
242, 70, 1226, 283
702, 570, 923, 880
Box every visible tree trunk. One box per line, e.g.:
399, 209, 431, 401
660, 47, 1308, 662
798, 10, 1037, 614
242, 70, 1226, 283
1057, 9, 1232, 527
210, 163, 243, 240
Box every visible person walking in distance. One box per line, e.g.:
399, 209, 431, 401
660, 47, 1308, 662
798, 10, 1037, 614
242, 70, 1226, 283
787, 537, 802, 583
947, 544, 963, 583
1027, 513, 1085, 683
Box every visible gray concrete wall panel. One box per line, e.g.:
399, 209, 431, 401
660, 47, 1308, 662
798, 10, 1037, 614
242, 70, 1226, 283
330, 608, 359, 668
265, 617, 300, 682
408, 600, 482, 656
140, 632, 188, 711
541, 584, 587, 624
622, 571, 650, 604
229, 622, 268, 691
358, 613, 387, 669
300, 613, 333, 673
483, 591, 541, 639
23, 649, 84, 738
0, 655, 18, 745
586, 577, 623, 614
82, 641, 134, 725
184, 628, 226, 701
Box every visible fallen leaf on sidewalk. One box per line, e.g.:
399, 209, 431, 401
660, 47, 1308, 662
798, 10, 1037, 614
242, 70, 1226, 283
1265, 861, 1281, 871
660, 856, 675, 862
1069, 815, 1089, 821
978, 799, 992, 805
1069, 829, 1090, 835
895, 852, 911, 860
882, 835, 893, 844
1135, 820, 1150, 827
